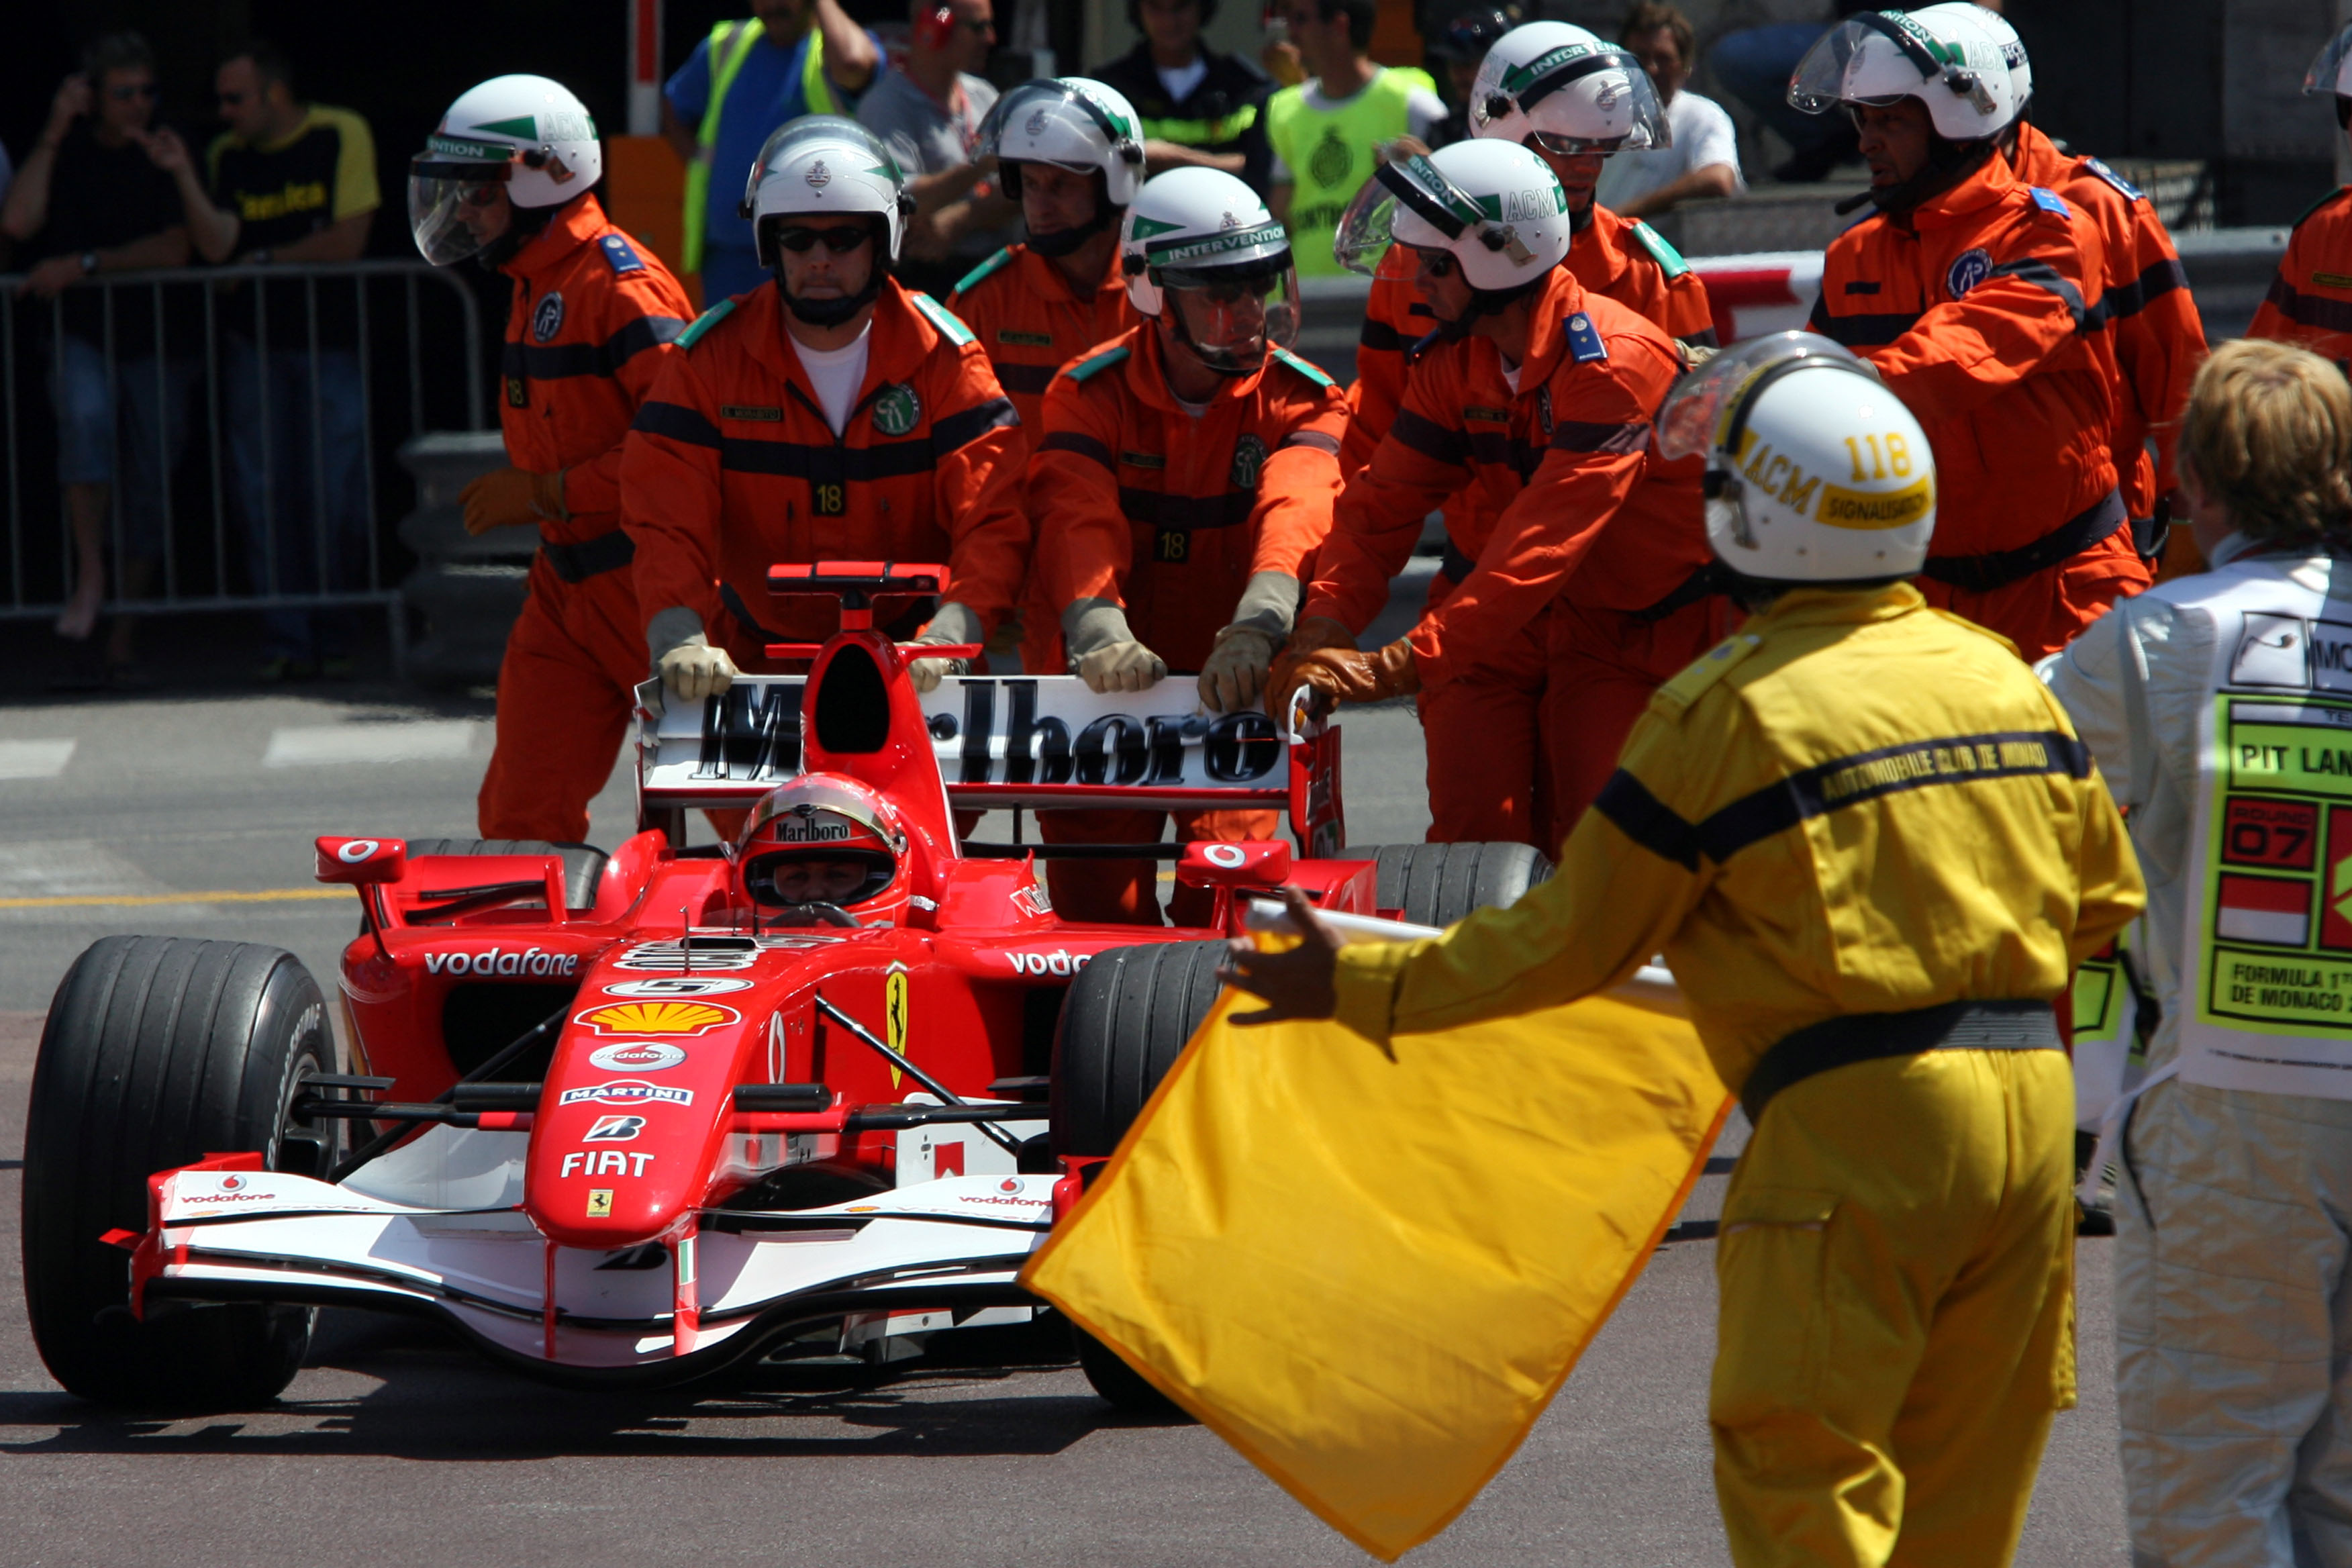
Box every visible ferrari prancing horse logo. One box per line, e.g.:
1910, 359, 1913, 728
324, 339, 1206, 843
885, 965, 910, 1087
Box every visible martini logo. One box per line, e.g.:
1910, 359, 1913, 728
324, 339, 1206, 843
587, 1041, 687, 1073
532, 291, 565, 343
558, 1079, 693, 1108
872, 383, 922, 436
1947, 247, 1994, 301
576, 1001, 738, 1036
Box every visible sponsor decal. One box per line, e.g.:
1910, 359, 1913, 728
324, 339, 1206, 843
336, 839, 381, 863
586, 1189, 614, 1218
1008, 948, 1092, 977
562, 1150, 654, 1178
575, 1000, 738, 1037
933, 1142, 963, 1178
222, 1174, 246, 1190
872, 383, 922, 437
532, 291, 564, 343
557, 1079, 693, 1108
423, 946, 580, 978
184, 1189, 280, 1204
768, 814, 855, 844
583, 1114, 646, 1141
587, 1041, 687, 1073
999, 1178, 1020, 1193
603, 976, 752, 998
1012, 883, 1051, 917
1202, 842, 1248, 869
1947, 247, 1994, 300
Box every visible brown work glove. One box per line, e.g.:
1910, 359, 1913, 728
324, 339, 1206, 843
1265, 616, 1362, 716
460, 465, 538, 535
1270, 636, 1420, 718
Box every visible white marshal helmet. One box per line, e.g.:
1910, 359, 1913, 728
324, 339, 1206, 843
1657, 332, 1937, 582
1787, 7, 2014, 143
977, 77, 1147, 206
409, 75, 602, 265
1468, 21, 1670, 153
2305, 21, 2352, 99
1333, 138, 1570, 291
1911, 3, 2028, 122
1118, 168, 1299, 356
740, 117, 914, 268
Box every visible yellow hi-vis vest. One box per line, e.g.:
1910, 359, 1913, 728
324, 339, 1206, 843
1265, 66, 1434, 277
681, 19, 836, 274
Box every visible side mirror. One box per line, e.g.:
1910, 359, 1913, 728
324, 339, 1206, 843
1175, 838, 1292, 889
315, 836, 407, 885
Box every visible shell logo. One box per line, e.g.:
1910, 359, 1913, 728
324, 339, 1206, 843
575, 1000, 740, 1038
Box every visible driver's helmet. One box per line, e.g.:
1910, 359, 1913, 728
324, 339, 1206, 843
738, 777, 907, 910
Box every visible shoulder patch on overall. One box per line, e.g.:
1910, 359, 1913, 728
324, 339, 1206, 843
1563, 311, 1608, 364
674, 297, 738, 350
1271, 346, 1336, 389
597, 233, 646, 275
1628, 220, 1689, 279
1065, 344, 1131, 382
910, 291, 977, 346
2294, 185, 2352, 232
951, 246, 1016, 297
2027, 186, 2071, 217
2078, 156, 2143, 203
1652, 632, 1763, 717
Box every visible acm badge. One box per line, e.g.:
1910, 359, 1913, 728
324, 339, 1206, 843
872, 383, 922, 436
1230, 434, 1267, 491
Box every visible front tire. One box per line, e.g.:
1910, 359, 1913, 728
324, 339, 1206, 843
22, 937, 332, 1408
1354, 841, 1553, 928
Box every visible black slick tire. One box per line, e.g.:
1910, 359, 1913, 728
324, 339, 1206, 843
1050, 940, 1226, 1159
22, 936, 334, 1408
1356, 841, 1554, 928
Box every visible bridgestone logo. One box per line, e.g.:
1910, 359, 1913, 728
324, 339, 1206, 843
1820, 739, 2049, 803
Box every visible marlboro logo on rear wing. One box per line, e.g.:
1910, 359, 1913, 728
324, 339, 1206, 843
636, 676, 1345, 854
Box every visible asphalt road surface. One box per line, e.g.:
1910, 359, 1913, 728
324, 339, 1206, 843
0, 644, 2130, 1566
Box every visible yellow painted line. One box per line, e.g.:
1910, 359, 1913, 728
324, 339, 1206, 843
0, 887, 349, 910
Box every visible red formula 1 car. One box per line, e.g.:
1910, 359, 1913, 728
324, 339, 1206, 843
21, 566, 1550, 1409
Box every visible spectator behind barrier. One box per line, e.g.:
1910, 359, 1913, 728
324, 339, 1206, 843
1706, 0, 1869, 184
1089, 0, 1276, 186
1595, 1, 1743, 219
146, 40, 379, 682
660, 0, 884, 302
857, 0, 1018, 299
1426, 6, 1520, 123
1265, 0, 1449, 277
1, 31, 195, 679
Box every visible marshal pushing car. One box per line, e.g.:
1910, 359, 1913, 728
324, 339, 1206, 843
21, 565, 1550, 1408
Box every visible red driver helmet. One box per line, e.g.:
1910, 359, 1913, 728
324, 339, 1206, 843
737, 778, 908, 912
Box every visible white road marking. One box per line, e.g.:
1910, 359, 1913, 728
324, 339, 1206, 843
264, 721, 482, 768
0, 739, 76, 780
0, 839, 168, 902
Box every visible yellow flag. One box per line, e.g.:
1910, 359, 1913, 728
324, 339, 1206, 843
1022, 973, 1730, 1562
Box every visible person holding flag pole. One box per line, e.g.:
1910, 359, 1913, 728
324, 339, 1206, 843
1030, 331, 2145, 1567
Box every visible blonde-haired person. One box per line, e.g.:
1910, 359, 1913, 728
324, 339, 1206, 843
2041, 336, 2352, 1565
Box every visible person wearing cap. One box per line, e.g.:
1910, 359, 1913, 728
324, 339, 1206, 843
1912, 3, 2204, 580
1028, 168, 1346, 924
620, 117, 1027, 709
1230, 330, 2145, 1567
1426, 6, 1520, 120
1789, 6, 2141, 663
1278, 140, 1710, 853
2250, 23, 2352, 373
409, 76, 694, 844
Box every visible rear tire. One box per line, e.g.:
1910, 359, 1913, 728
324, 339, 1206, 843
1074, 1324, 1185, 1416
22, 936, 334, 1408
1355, 841, 1553, 928
1050, 940, 1226, 1158
403, 838, 609, 910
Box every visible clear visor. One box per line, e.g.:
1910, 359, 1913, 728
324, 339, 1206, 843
408, 158, 511, 266
2309, 25, 2352, 95
743, 115, 902, 213
1523, 55, 1671, 153
1165, 262, 1301, 371
1787, 14, 1934, 115
1333, 148, 1476, 275
1334, 179, 1403, 276
1656, 331, 1872, 461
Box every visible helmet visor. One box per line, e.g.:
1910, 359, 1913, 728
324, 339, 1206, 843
407, 156, 511, 266
1332, 150, 1485, 274
1521, 48, 1671, 152
1656, 331, 1872, 462
2309, 25, 2352, 95
1787, 13, 1947, 115
1165, 260, 1301, 370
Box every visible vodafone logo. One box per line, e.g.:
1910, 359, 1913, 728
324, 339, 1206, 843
587, 1042, 687, 1073
220, 1174, 246, 1190
1202, 842, 1247, 869
1007, 949, 1091, 977
336, 840, 380, 864
999, 1178, 1020, 1193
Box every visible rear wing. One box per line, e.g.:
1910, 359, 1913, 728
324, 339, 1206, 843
636, 675, 1346, 854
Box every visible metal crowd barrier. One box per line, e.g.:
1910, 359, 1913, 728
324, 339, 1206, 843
1, 259, 489, 652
